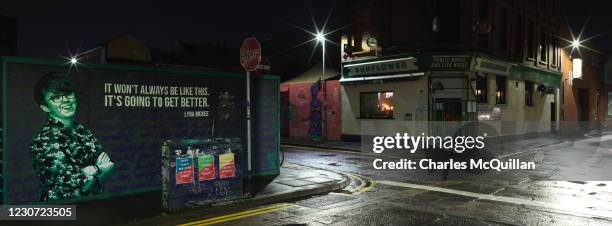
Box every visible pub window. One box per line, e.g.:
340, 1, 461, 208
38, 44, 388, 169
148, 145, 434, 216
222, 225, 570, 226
498, 8, 508, 51
525, 81, 534, 106
496, 76, 507, 104
360, 91, 394, 119
527, 22, 535, 59
539, 28, 547, 62
475, 75, 488, 103
514, 14, 523, 56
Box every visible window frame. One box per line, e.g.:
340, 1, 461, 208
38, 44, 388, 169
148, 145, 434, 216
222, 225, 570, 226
475, 75, 488, 104
359, 91, 395, 119
495, 76, 507, 104
539, 27, 548, 64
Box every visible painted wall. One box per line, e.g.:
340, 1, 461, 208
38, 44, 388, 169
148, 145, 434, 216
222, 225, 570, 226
280, 80, 342, 140
325, 80, 342, 140
561, 48, 605, 122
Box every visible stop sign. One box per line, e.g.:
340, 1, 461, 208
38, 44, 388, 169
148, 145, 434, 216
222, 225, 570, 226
240, 37, 262, 71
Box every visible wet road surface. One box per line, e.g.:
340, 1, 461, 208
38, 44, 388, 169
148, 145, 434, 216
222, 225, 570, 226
178, 135, 612, 225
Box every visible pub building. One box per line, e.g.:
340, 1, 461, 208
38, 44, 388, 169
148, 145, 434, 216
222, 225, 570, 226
339, 0, 563, 142
340, 53, 561, 140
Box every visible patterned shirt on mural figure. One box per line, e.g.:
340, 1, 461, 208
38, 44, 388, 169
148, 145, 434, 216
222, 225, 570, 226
30, 118, 103, 201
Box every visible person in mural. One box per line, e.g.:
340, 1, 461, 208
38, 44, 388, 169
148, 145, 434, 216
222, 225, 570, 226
30, 72, 115, 201
304, 81, 323, 141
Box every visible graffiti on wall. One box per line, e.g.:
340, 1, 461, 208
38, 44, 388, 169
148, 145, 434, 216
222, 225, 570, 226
282, 80, 341, 141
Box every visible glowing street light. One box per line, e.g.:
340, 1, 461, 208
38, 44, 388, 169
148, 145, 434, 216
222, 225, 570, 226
315, 32, 326, 87
315, 32, 325, 42
316, 31, 326, 141
70, 57, 78, 64
571, 39, 581, 50
284, 5, 350, 141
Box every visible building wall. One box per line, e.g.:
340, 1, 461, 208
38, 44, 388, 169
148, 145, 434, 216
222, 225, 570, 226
281, 80, 342, 140
561, 46, 605, 123
339, 0, 563, 140
478, 74, 556, 136
341, 77, 428, 136
342, 0, 561, 69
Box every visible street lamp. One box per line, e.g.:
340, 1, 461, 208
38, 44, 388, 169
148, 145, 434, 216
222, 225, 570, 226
315, 32, 326, 140
571, 39, 581, 50
70, 57, 78, 65
316, 32, 326, 85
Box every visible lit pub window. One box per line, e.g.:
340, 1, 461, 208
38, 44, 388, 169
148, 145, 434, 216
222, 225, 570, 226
360, 91, 394, 119
539, 28, 547, 62
496, 76, 506, 104
476, 75, 488, 103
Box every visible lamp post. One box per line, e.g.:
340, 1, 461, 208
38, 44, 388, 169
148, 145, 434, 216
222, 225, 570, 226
315, 32, 326, 140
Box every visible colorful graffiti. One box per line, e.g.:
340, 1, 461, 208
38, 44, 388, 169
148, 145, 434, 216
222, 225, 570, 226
306, 82, 323, 141
280, 80, 341, 141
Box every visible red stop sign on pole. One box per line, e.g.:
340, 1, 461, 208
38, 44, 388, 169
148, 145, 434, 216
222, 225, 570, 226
240, 37, 262, 71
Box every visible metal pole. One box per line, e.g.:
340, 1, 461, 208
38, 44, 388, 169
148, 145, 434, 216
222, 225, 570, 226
321, 40, 326, 140
246, 71, 252, 172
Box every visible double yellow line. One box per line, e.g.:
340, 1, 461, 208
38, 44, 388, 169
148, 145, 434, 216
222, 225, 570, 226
178, 203, 295, 226
344, 172, 377, 194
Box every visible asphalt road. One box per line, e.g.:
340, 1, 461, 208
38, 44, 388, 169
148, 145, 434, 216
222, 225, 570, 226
179, 134, 612, 226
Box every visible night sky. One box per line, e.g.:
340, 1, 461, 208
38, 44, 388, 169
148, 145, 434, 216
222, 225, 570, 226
560, 0, 612, 54
1, 0, 611, 61
1, 0, 343, 59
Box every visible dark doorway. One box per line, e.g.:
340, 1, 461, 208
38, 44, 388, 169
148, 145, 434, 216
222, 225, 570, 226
577, 89, 589, 121
432, 98, 464, 121
550, 102, 556, 121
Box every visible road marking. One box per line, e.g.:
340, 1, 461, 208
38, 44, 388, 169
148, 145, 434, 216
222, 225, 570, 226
344, 172, 377, 194
378, 180, 612, 219
178, 203, 295, 226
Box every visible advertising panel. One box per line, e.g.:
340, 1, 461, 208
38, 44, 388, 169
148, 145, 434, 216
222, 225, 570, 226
2, 58, 247, 204
197, 154, 215, 181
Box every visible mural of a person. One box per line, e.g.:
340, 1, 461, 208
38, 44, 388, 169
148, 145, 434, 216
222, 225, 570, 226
30, 72, 115, 201
304, 81, 323, 141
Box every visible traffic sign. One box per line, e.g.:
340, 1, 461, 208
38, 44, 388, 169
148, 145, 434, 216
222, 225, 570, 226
256, 57, 271, 75
240, 37, 262, 71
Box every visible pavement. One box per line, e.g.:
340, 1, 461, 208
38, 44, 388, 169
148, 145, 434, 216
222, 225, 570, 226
5, 164, 349, 226
118, 164, 350, 226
